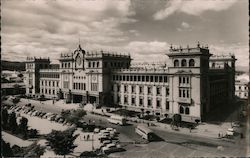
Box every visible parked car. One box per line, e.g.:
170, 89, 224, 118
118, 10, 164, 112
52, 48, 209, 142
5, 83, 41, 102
31, 111, 39, 116
100, 140, 112, 148
99, 130, 110, 137
58, 118, 65, 123
232, 121, 241, 127
99, 136, 111, 143
94, 128, 100, 133
48, 114, 57, 121
43, 113, 53, 119
101, 143, 122, 154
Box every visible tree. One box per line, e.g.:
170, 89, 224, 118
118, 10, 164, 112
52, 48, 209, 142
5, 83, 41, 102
24, 143, 45, 157
12, 97, 20, 105
164, 113, 168, 118
172, 114, 182, 128
1, 139, 13, 157
195, 119, 200, 125
146, 111, 150, 115
46, 128, 79, 158
18, 73, 24, 78
9, 112, 18, 133
2, 108, 9, 129
19, 117, 28, 137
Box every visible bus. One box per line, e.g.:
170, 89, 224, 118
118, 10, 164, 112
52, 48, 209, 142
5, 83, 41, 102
107, 115, 126, 125
135, 125, 154, 141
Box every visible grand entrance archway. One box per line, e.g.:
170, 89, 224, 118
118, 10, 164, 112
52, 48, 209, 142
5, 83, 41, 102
89, 96, 96, 104
72, 94, 83, 103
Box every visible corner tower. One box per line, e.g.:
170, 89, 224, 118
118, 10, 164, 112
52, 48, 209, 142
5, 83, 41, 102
166, 42, 211, 122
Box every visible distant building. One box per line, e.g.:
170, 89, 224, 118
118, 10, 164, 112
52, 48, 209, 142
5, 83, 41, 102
24, 43, 236, 122
235, 80, 248, 100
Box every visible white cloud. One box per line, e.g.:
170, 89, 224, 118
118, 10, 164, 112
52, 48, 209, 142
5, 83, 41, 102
181, 22, 190, 29
153, 0, 237, 20
1, 0, 135, 61
177, 21, 191, 32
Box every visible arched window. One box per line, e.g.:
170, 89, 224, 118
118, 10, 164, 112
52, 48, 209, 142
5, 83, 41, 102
88, 62, 91, 68
68, 62, 70, 68
93, 62, 95, 68
185, 107, 190, 115
212, 62, 215, 68
174, 60, 179, 67
180, 106, 184, 114
97, 62, 99, 68
181, 59, 187, 67
189, 59, 195, 67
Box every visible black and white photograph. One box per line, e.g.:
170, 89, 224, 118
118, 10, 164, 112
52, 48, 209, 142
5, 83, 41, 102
1, 0, 249, 157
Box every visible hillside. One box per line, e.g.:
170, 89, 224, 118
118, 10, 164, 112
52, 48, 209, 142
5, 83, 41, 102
1, 60, 26, 71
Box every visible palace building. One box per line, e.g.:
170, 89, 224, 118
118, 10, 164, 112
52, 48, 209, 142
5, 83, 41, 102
25, 43, 236, 122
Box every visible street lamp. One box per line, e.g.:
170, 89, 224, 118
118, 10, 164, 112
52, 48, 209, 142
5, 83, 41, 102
92, 133, 94, 151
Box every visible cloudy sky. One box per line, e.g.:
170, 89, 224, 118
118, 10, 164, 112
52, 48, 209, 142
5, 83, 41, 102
1, 0, 248, 68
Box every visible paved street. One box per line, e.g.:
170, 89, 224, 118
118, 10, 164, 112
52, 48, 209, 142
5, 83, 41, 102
3, 98, 248, 157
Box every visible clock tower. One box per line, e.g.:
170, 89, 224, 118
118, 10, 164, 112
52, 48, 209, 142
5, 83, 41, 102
74, 44, 85, 70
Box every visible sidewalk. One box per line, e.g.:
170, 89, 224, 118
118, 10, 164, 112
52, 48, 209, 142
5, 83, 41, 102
86, 104, 240, 140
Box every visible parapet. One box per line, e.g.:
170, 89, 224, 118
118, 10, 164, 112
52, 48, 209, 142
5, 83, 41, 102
26, 57, 50, 62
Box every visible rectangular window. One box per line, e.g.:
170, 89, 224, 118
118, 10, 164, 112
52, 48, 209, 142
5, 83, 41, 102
138, 76, 141, 81
139, 98, 143, 106
148, 87, 152, 94
124, 85, 127, 93
150, 76, 154, 82
132, 86, 135, 93
156, 100, 161, 108
124, 96, 128, 104
63, 81, 69, 89
157, 87, 161, 95
142, 76, 145, 82
166, 88, 169, 96
134, 76, 137, 81
155, 76, 158, 82
117, 96, 120, 103
84, 83, 86, 90
147, 99, 152, 107
91, 83, 98, 91
127, 76, 129, 81
159, 76, 163, 82
80, 83, 83, 90
166, 101, 169, 110
139, 86, 143, 94
146, 76, 149, 82
132, 97, 135, 105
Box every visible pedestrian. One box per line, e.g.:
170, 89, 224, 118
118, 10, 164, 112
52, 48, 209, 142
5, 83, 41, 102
218, 133, 220, 138
83, 135, 86, 140
240, 133, 243, 139
189, 127, 192, 133
147, 122, 149, 127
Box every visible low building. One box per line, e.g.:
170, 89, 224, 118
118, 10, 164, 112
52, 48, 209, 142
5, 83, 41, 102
235, 80, 248, 100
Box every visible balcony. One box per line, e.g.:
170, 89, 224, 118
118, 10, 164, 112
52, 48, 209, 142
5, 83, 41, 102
178, 97, 191, 104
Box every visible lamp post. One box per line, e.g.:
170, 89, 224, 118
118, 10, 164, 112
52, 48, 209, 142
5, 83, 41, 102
92, 133, 94, 151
